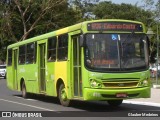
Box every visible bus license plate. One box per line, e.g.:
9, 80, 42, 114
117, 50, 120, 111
116, 93, 127, 98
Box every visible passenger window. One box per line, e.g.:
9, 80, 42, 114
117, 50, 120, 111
8, 49, 12, 66
26, 43, 35, 64
19, 45, 26, 64
57, 34, 68, 61
48, 37, 57, 62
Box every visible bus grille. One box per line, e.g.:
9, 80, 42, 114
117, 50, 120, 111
103, 81, 138, 88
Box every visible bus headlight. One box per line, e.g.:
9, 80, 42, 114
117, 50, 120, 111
139, 80, 149, 87
142, 80, 149, 86
138, 80, 149, 87
90, 79, 102, 88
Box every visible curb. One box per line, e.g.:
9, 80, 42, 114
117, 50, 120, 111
153, 85, 160, 89
124, 100, 160, 107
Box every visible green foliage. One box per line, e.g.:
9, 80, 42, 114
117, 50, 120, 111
141, 0, 160, 63
0, 0, 159, 62
92, 1, 153, 25
0, 0, 82, 61
0, 0, 82, 41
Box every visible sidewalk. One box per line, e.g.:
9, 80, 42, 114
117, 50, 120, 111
124, 88, 160, 106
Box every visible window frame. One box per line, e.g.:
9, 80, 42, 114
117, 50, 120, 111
7, 49, 12, 66
47, 37, 57, 62
19, 45, 26, 65
26, 42, 36, 64
57, 34, 68, 61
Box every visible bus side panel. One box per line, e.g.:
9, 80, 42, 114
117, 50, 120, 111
55, 62, 68, 96
17, 64, 38, 93
46, 62, 56, 96
6, 66, 14, 90
81, 48, 90, 89
7, 49, 19, 91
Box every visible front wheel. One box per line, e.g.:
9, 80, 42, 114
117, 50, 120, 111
107, 100, 123, 107
58, 84, 70, 107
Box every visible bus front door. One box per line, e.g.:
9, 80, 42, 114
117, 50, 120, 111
38, 43, 46, 93
72, 36, 82, 97
13, 49, 18, 90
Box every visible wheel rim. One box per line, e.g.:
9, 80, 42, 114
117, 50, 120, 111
58, 84, 70, 106
60, 88, 67, 101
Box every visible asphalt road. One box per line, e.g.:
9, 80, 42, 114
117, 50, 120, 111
0, 78, 160, 119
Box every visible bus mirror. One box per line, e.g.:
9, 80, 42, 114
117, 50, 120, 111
80, 35, 84, 47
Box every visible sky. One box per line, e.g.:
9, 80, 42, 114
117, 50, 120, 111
82, 0, 140, 4
109, 0, 140, 5
79, 0, 158, 6
106, 0, 158, 6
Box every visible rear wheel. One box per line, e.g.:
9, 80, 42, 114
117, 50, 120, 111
58, 84, 70, 107
22, 82, 28, 98
107, 100, 123, 107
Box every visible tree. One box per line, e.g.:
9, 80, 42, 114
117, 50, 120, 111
91, 1, 153, 25
69, 0, 94, 20
0, 0, 82, 61
1, 0, 82, 42
1, 0, 67, 41
0, 0, 13, 63
141, 0, 160, 63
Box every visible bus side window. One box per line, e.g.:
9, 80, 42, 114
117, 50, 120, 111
19, 45, 26, 64
48, 37, 57, 62
7, 49, 12, 66
26, 43, 35, 64
57, 34, 68, 61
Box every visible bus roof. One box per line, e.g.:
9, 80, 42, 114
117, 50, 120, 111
7, 19, 144, 49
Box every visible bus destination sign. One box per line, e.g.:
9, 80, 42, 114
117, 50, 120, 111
87, 22, 143, 32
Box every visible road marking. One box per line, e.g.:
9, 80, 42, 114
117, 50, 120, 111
124, 100, 160, 107
14, 96, 38, 101
26, 99, 38, 101
0, 98, 59, 112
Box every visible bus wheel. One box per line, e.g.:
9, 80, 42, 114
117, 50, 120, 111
58, 84, 70, 107
22, 82, 28, 98
107, 100, 123, 107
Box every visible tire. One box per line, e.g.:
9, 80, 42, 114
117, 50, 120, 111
107, 100, 123, 107
4, 75, 6, 79
22, 82, 28, 98
58, 84, 70, 107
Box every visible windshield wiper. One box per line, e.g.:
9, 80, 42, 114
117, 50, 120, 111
120, 31, 136, 70
121, 31, 135, 46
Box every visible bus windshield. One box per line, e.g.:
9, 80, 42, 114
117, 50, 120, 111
85, 33, 149, 72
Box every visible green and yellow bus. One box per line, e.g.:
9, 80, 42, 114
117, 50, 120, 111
6, 19, 150, 106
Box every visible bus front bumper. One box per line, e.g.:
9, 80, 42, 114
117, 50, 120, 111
83, 87, 150, 100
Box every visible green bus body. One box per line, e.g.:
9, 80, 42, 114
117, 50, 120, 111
6, 19, 150, 106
